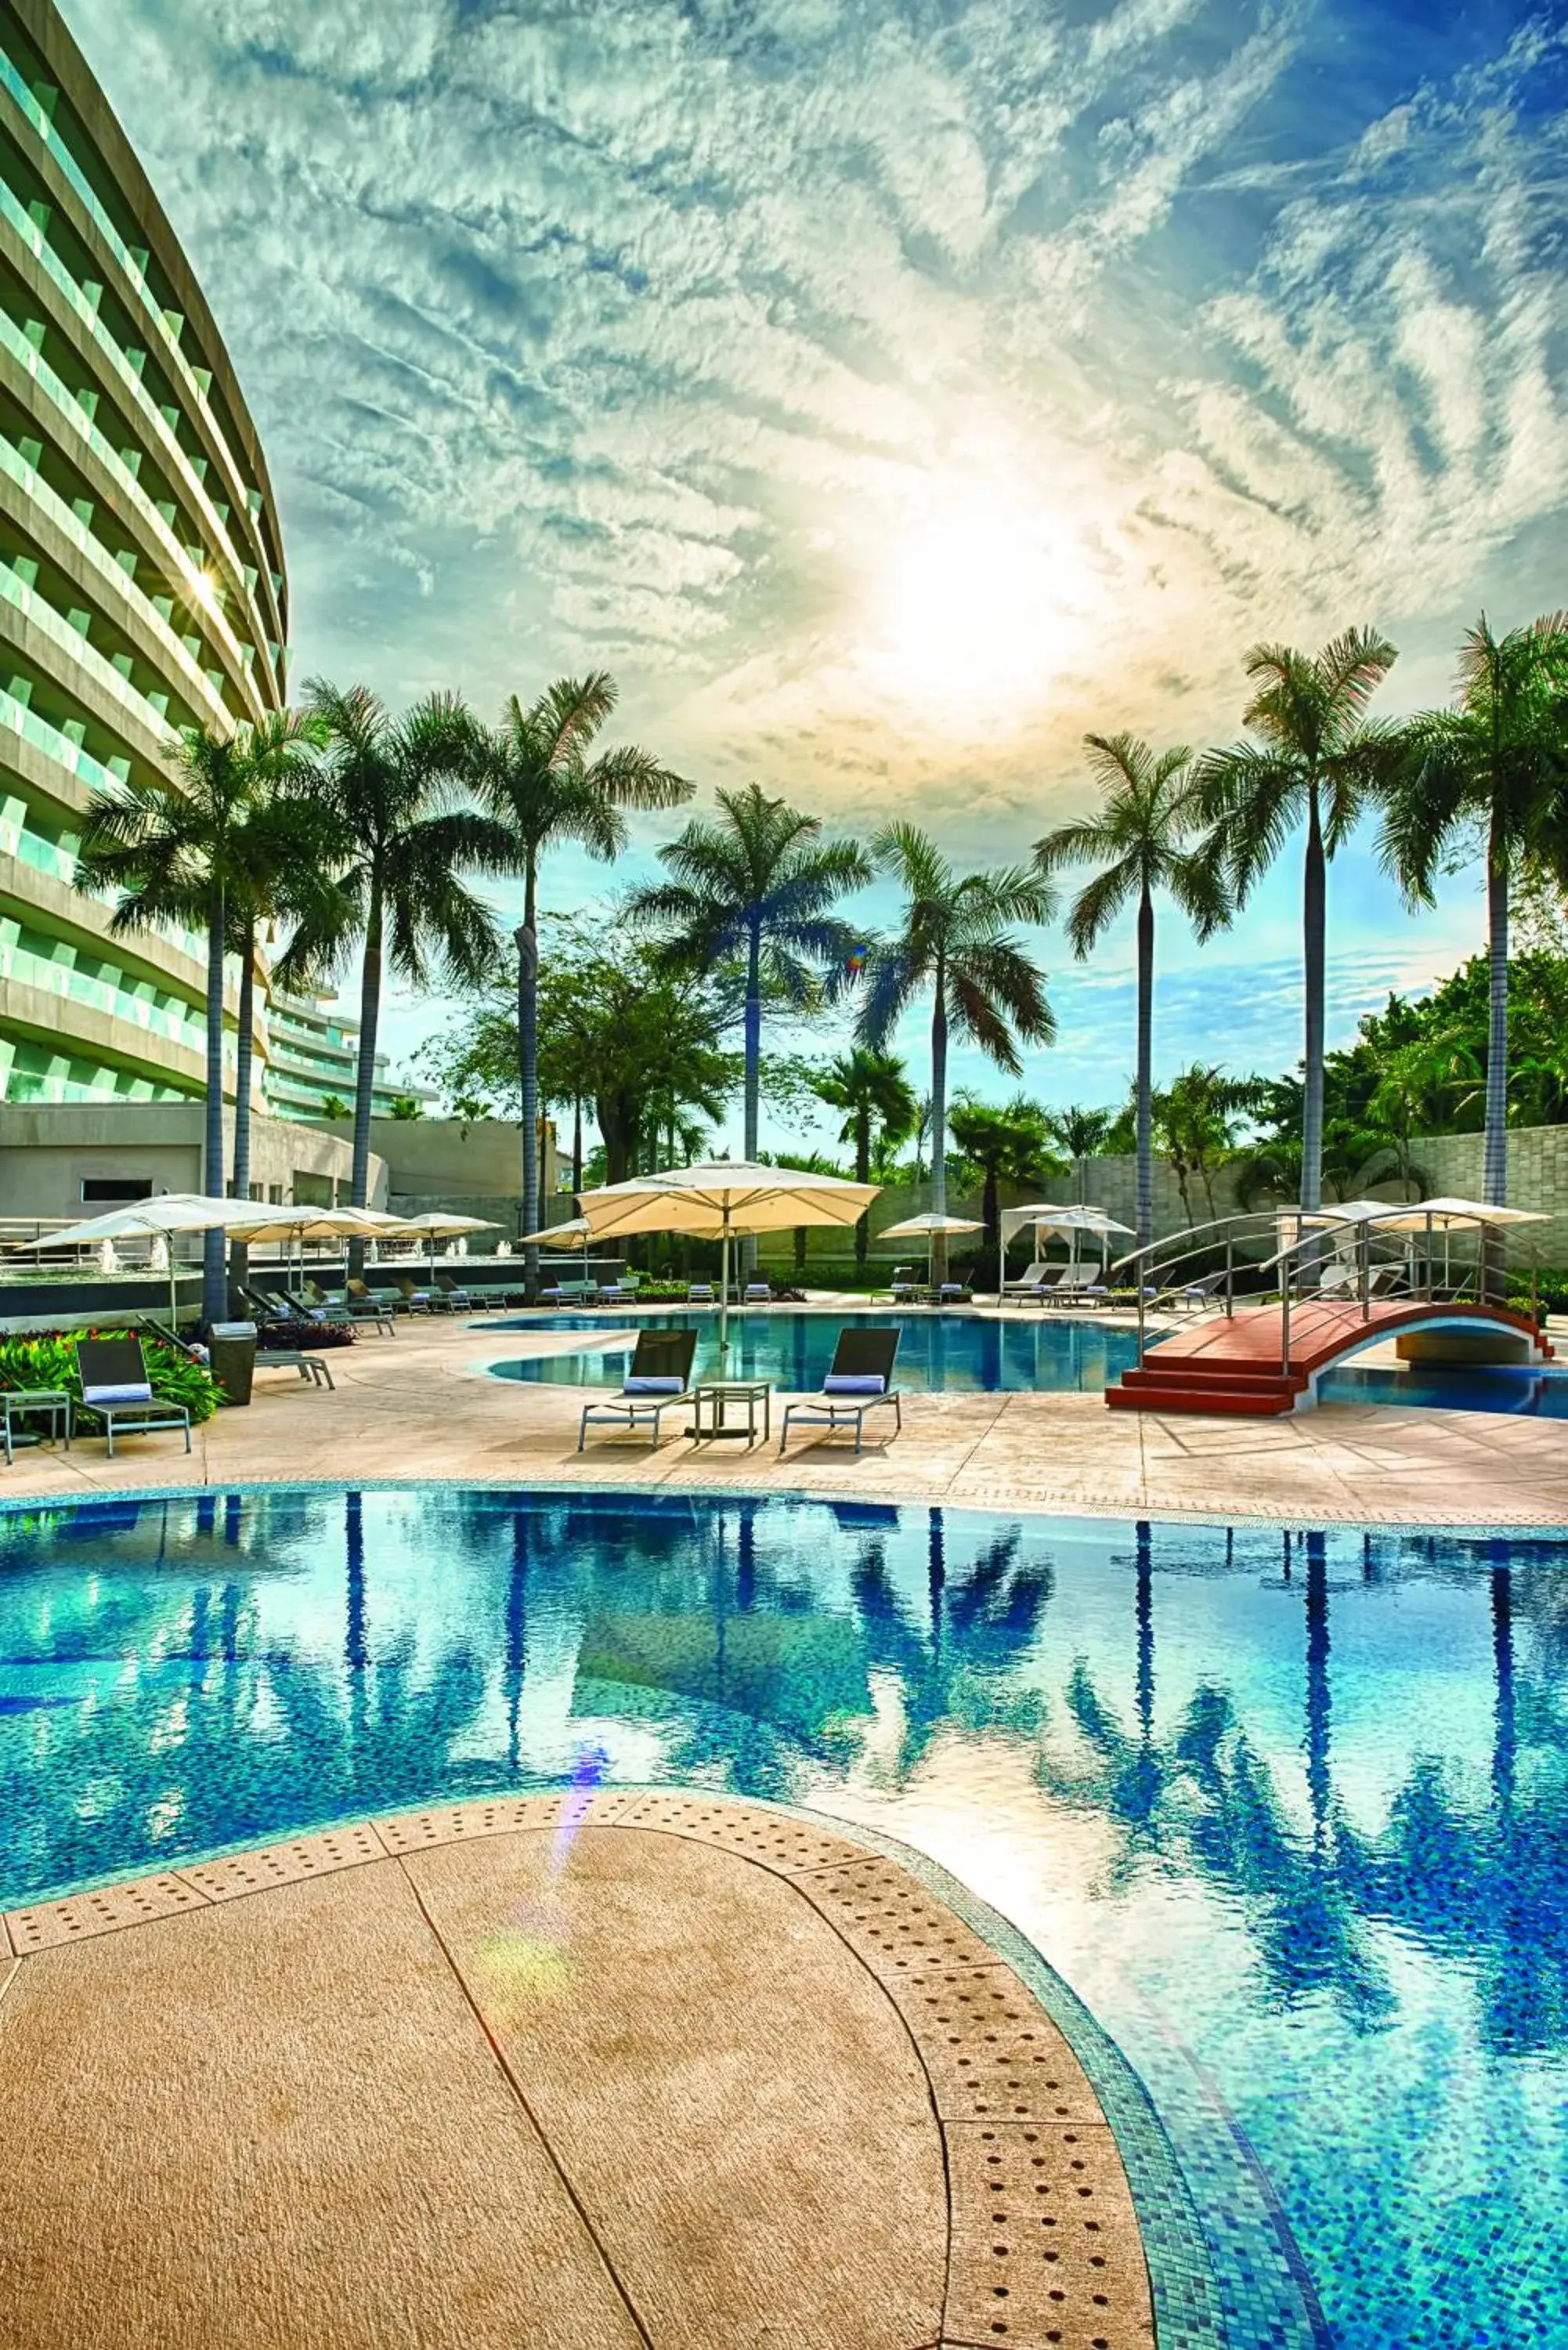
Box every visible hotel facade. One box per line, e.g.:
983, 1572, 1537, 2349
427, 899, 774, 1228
0, 0, 287, 1111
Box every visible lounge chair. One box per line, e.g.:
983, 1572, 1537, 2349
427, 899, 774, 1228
74, 1335, 191, 1460
596, 1271, 645, 1304
577, 1328, 700, 1450
1039, 1263, 1108, 1308
889, 1266, 926, 1304
349, 1278, 409, 1317
936, 1279, 970, 1307
144, 1311, 335, 1393
743, 1281, 772, 1304
1003, 1260, 1059, 1306
779, 1327, 902, 1455
686, 1280, 715, 1303
540, 1275, 598, 1307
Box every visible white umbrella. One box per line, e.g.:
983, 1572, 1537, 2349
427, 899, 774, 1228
517, 1216, 591, 1249
575, 1161, 880, 1352
8, 1192, 284, 1328
997, 1201, 1133, 1296
878, 1210, 983, 1294
395, 1209, 500, 1276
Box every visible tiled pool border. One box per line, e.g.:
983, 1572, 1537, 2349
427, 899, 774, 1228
6, 1474, 1561, 2348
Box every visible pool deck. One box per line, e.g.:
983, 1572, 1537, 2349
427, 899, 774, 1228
0, 1792, 1154, 2350
2, 1302, 1566, 1525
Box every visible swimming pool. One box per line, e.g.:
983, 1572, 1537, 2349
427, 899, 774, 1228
2, 1487, 1564, 2347
1319, 1361, 1568, 1415
488, 1307, 1140, 1392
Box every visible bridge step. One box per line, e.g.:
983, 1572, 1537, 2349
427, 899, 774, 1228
1107, 1377, 1298, 1416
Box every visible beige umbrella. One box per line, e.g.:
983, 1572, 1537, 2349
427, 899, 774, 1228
878, 1210, 983, 1293
517, 1216, 591, 1249
394, 1209, 499, 1274
6, 1192, 287, 1327
575, 1162, 880, 1350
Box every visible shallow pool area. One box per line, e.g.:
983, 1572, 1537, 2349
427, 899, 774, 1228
488, 1306, 1140, 1393
2, 1485, 1566, 2347
1319, 1360, 1568, 1416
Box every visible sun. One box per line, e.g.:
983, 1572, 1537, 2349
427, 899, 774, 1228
862, 491, 1090, 722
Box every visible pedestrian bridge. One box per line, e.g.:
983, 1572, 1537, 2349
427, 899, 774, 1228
1103, 1206, 1552, 1418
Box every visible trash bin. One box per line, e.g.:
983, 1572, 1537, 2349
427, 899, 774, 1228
208, 1319, 258, 1407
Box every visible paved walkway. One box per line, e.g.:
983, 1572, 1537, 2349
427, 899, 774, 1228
2, 1307, 1565, 1524
0, 1793, 1152, 2350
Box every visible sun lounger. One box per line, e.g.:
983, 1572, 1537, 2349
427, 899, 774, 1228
1003, 1261, 1060, 1306
1039, 1264, 1108, 1307
743, 1282, 772, 1304
577, 1328, 700, 1450
74, 1335, 191, 1459
889, 1267, 926, 1304
540, 1276, 599, 1307
779, 1326, 902, 1455
936, 1280, 970, 1306
686, 1281, 715, 1303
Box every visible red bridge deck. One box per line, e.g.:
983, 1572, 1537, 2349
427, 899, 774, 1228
1106, 1298, 1550, 1417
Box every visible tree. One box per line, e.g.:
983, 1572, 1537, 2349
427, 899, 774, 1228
1196, 630, 1400, 1212
630, 783, 870, 1264
1378, 613, 1568, 1202
1048, 1104, 1115, 1162
948, 1095, 1062, 1252
280, 683, 511, 1267
857, 824, 1054, 1272
74, 709, 324, 1319
475, 674, 689, 1281
811, 1048, 919, 1265
1035, 735, 1230, 1249
1151, 1063, 1252, 1223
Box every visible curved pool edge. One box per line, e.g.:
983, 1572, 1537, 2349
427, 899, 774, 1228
2, 1784, 1245, 2350
4, 1470, 1563, 1546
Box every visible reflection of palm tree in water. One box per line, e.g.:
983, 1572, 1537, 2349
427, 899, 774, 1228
1039, 1522, 1393, 2026
850, 1511, 1053, 1785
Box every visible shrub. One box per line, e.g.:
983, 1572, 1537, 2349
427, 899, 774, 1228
0, 1328, 222, 1425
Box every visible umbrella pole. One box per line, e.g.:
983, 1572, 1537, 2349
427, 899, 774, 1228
719, 1217, 731, 1361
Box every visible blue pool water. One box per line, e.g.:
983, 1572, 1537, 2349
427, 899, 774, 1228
2, 1488, 1566, 2350
488, 1307, 1140, 1392
1320, 1361, 1568, 1416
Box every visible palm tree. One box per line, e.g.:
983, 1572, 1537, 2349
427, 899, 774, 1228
475, 675, 689, 1282
75, 710, 324, 1320
857, 825, 1054, 1265
281, 683, 511, 1263
811, 1047, 918, 1266
948, 1095, 1060, 1252
1378, 613, 1568, 1202
1035, 735, 1230, 1249
1196, 631, 1400, 1212
629, 783, 871, 1263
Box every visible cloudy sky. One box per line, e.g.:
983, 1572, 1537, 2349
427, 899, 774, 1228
67, 0, 1568, 1143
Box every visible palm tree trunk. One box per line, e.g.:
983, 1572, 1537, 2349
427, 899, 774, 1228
1135, 879, 1154, 1252
930, 962, 948, 1282
742, 916, 762, 1274
516, 858, 540, 1292
229, 919, 255, 1296
1484, 808, 1508, 1206
201, 883, 227, 1324
348, 882, 383, 1281
1301, 784, 1327, 1214
854, 1106, 870, 1267
571, 1096, 583, 1195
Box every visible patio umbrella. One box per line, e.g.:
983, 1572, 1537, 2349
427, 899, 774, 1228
396, 1209, 500, 1275
997, 1202, 1133, 1297
8, 1193, 286, 1329
516, 1216, 591, 1249
877, 1210, 983, 1294
574, 1162, 880, 1354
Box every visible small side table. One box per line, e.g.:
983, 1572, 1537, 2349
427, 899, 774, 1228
689, 1380, 771, 1447
2, 1386, 73, 1467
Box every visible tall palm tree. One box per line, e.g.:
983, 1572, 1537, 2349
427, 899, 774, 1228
1378, 613, 1568, 1202
811, 1047, 919, 1265
948, 1094, 1060, 1253
281, 682, 511, 1263
1195, 631, 1400, 1211
1035, 734, 1230, 1249
857, 825, 1054, 1262
475, 674, 690, 1280
629, 783, 871, 1260
75, 709, 324, 1320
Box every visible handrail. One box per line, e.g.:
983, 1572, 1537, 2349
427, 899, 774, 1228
1114, 1202, 1537, 1372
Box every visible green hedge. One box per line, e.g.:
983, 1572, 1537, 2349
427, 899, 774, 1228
0, 1329, 222, 1426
